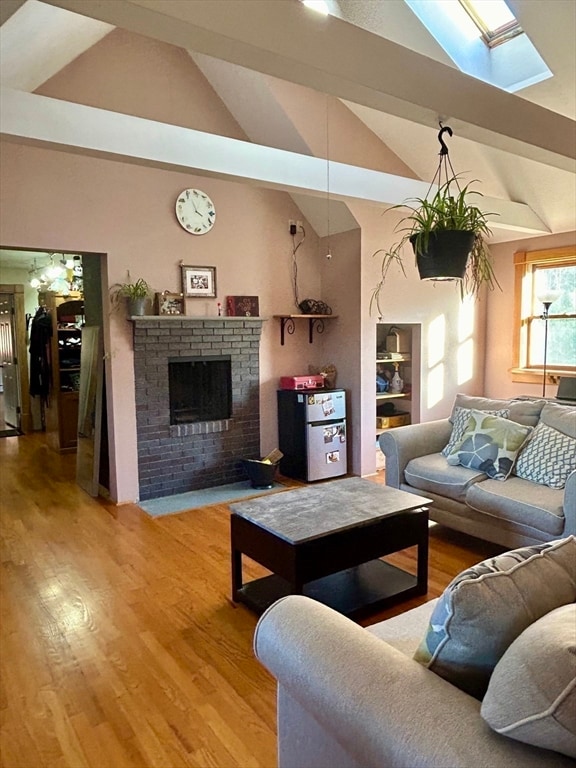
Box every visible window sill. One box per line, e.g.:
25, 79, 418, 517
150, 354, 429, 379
510, 368, 575, 385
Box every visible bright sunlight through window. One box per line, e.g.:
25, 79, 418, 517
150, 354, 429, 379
302, 0, 330, 15
428, 315, 446, 368
457, 339, 474, 385
460, 0, 521, 46
427, 314, 446, 408
427, 364, 445, 409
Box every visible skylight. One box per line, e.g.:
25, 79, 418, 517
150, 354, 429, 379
302, 1, 330, 15
404, 0, 553, 93
460, 0, 522, 47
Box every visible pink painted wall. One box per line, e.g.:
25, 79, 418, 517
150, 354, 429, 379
0, 30, 335, 501
0, 141, 331, 501
485, 230, 576, 400
4, 25, 564, 497
319, 228, 362, 470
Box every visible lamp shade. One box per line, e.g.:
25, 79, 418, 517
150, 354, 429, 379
536, 290, 561, 305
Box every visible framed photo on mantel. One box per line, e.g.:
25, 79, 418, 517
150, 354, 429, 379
226, 296, 259, 317
181, 265, 217, 298
155, 291, 185, 316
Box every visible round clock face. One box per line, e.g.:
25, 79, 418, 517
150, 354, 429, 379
175, 189, 216, 235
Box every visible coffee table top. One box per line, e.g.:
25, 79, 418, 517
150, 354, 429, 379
229, 477, 432, 544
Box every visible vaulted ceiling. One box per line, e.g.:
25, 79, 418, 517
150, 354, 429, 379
1, 0, 575, 267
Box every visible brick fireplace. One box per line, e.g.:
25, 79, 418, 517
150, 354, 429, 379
132, 317, 265, 500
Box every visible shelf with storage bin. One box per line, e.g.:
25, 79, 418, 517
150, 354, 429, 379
274, 314, 338, 345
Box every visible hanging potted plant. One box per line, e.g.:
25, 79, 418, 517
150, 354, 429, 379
110, 273, 151, 316
370, 126, 501, 318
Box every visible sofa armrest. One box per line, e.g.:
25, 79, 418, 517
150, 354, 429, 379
254, 595, 569, 768
563, 470, 576, 536
379, 419, 452, 487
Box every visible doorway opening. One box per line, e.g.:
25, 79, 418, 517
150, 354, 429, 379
0, 246, 109, 497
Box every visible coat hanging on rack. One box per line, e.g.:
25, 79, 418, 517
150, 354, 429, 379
29, 306, 53, 405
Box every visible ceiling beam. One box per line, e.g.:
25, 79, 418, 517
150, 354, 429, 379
0, 87, 549, 235
38, 0, 575, 172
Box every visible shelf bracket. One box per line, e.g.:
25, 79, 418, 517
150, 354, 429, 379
279, 316, 296, 346
309, 317, 325, 343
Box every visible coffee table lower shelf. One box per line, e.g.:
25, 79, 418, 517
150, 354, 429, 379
235, 559, 421, 618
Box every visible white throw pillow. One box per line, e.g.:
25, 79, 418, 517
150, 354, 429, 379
481, 604, 576, 758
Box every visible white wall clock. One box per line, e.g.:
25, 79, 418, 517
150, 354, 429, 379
175, 189, 216, 235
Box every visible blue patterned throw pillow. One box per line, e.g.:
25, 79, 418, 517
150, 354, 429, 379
413, 537, 576, 699
441, 406, 510, 458
514, 421, 576, 489
447, 410, 532, 480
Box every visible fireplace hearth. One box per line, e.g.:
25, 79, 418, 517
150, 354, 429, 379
132, 317, 265, 500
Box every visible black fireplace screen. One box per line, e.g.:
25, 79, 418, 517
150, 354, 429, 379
168, 356, 232, 424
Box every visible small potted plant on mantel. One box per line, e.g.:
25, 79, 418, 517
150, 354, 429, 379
110, 273, 151, 317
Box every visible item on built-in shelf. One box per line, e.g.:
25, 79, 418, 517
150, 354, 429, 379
386, 326, 410, 354
389, 370, 404, 394
376, 375, 389, 393
227, 295, 259, 317
298, 299, 332, 315
377, 402, 397, 416
377, 412, 410, 429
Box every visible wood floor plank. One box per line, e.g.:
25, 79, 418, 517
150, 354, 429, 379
0, 432, 503, 768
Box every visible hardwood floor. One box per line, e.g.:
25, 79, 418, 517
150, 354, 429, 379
0, 433, 503, 768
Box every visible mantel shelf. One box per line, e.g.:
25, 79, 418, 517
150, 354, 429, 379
273, 314, 338, 345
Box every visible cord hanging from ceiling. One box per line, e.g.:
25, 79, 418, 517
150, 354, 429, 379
325, 94, 332, 260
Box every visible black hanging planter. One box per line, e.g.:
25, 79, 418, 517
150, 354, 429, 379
411, 230, 475, 282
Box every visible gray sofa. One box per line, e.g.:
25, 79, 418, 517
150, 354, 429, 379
379, 395, 576, 549
254, 591, 575, 768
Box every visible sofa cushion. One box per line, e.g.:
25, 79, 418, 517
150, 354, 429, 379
413, 536, 576, 699
514, 421, 576, 489
367, 599, 438, 657
466, 475, 566, 536
447, 410, 533, 481
451, 394, 546, 427
481, 604, 576, 759
441, 406, 510, 457
404, 453, 486, 502
539, 401, 576, 437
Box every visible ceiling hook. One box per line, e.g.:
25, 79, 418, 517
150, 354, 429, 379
438, 124, 453, 156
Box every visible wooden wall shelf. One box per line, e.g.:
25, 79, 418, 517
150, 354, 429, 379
273, 314, 337, 345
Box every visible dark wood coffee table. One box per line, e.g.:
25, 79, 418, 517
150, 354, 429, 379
230, 477, 432, 618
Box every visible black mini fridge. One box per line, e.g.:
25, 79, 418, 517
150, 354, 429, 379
277, 388, 347, 481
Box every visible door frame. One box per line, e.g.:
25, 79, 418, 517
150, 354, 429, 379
0, 284, 31, 433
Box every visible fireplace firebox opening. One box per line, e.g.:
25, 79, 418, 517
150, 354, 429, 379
168, 356, 232, 424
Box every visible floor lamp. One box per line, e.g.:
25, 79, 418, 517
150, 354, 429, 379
537, 291, 560, 397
